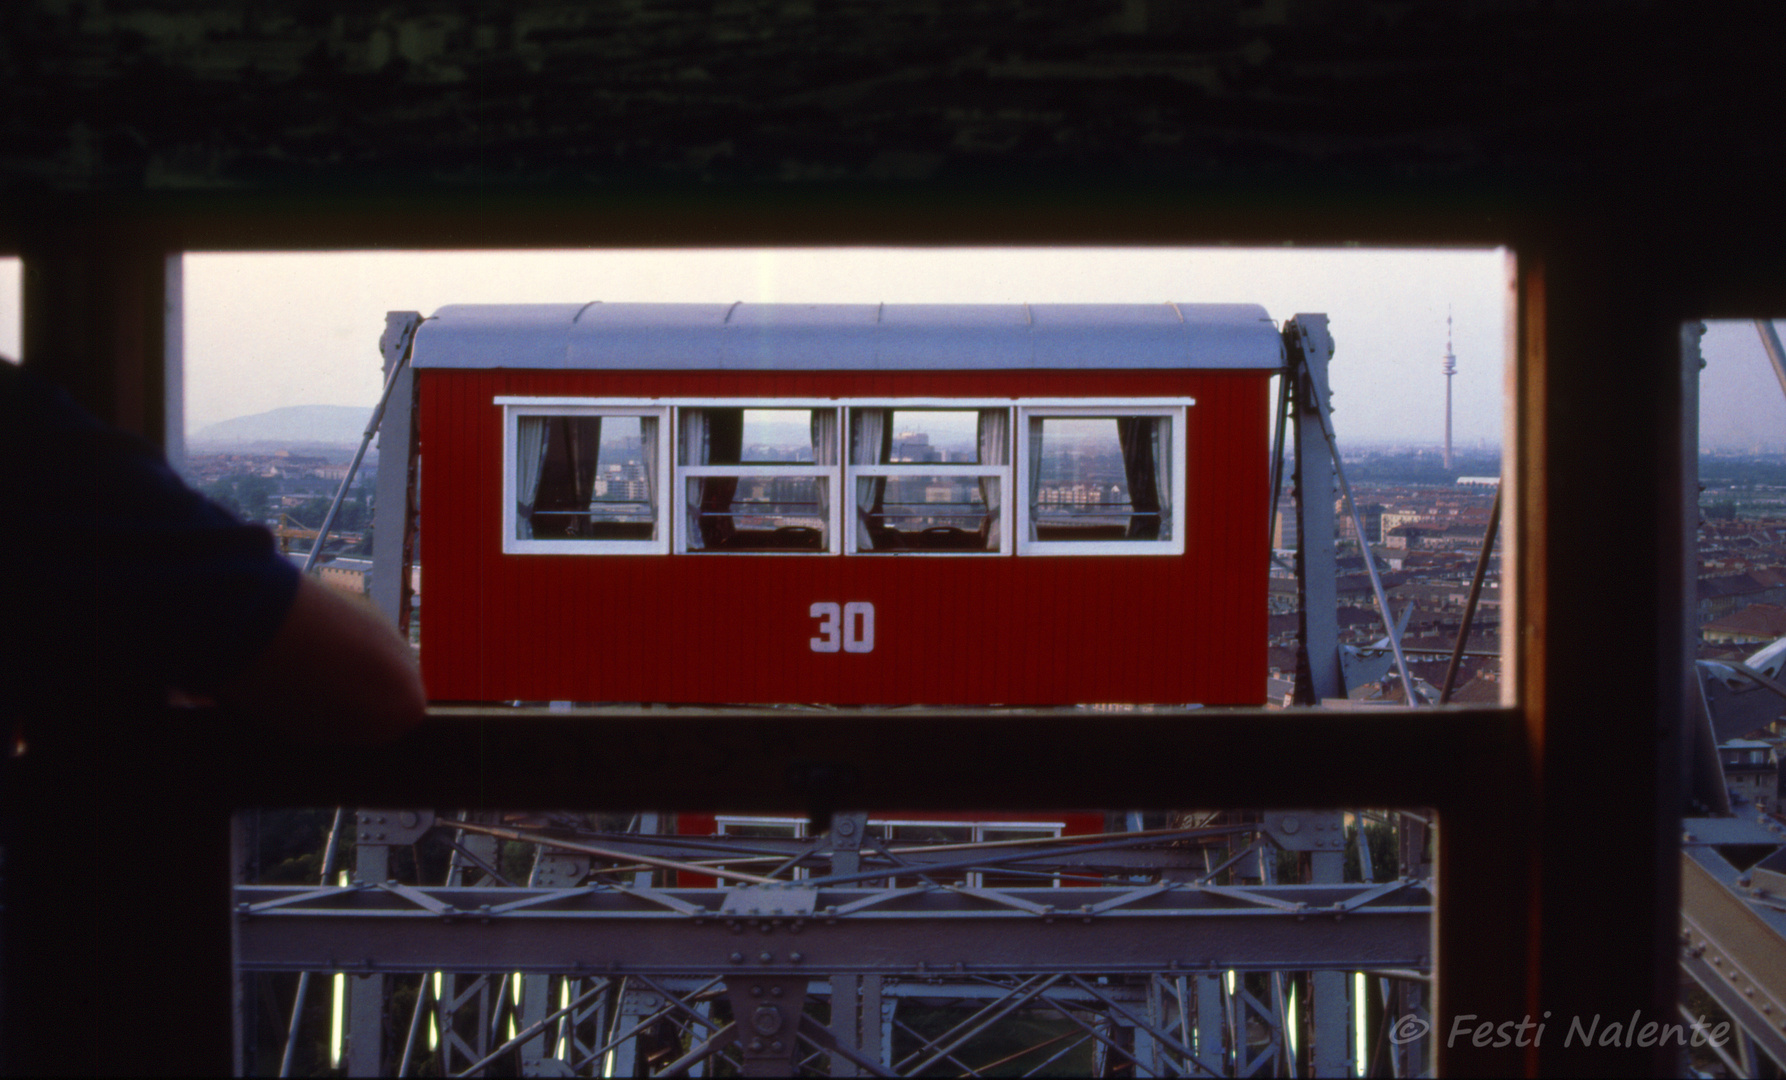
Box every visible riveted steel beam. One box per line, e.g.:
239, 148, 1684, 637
1680, 848, 1786, 1071
236, 881, 1431, 976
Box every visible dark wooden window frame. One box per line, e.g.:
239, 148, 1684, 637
3, 190, 1738, 1076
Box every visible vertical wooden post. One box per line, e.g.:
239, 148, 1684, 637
20, 218, 175, 450
6, 220, 235, 1075
1520, 237, 1686, 1076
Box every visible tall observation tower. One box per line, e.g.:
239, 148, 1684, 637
1442, 310, 1457, 470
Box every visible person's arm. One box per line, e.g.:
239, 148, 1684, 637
3, 362, 426, 743
213, 577, 427, 745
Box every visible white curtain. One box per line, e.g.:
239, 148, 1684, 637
1153, 417, 1172, 541
640, 416, 659, 539
1026, 416, 1045, 541
810, 409, 838, 531
977, 409, 1008, 549
681, 409, 709, 549
516, 416, 549, 539
851, 408, 887, 550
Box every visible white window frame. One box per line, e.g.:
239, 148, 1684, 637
499, 401, 672, 556
1016, 402, 1191, 557
869, 818, 1066, 888
495, 397, 1191, 557
715, 815, 810, 878
672, 404, 844, 556
711, 815, 1065, 886
843, 402, 1014, 557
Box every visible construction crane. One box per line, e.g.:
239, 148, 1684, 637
272, 512, 364, 556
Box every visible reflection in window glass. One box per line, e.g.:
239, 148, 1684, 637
850, 407, 1009, 553
517, 415, 659, 541
738, 409, 820, 463
885, 410, 983, 463
680, 407, 836, 470
521, 417, 660, 542
682, 476, 830, 551
870, 476, 998, 550
1029, 415, 1172, 542
680, 407, 838, 552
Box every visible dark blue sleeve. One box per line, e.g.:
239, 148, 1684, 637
0, 363, 302, 711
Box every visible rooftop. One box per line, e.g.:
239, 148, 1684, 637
411, 302, 1286, 372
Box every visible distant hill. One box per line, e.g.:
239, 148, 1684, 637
191, 405, 372, 449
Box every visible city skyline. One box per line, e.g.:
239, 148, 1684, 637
2, 254, 1783, 452
171, 248, 1510, 446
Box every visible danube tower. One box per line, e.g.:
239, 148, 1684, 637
1442, 310, 1457, 470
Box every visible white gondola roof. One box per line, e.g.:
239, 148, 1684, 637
410, 302, 1285, 371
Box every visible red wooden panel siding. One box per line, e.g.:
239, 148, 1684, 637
419, 370, 1270, 707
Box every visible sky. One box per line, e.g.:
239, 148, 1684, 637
1698, 320, 1786, 453
173, 248, 1513, 447
0, 248, 1773, 451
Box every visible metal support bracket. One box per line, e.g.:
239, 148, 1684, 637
1261, 810, 1348, 854
1285, 314, 1342, 704
370, 310, 423, 634
725, 975, 810, 1076
354, 808, 434, 847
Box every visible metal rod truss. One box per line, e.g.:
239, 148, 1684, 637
240, 811, 1436, 1076
238, 879, 1430, 977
